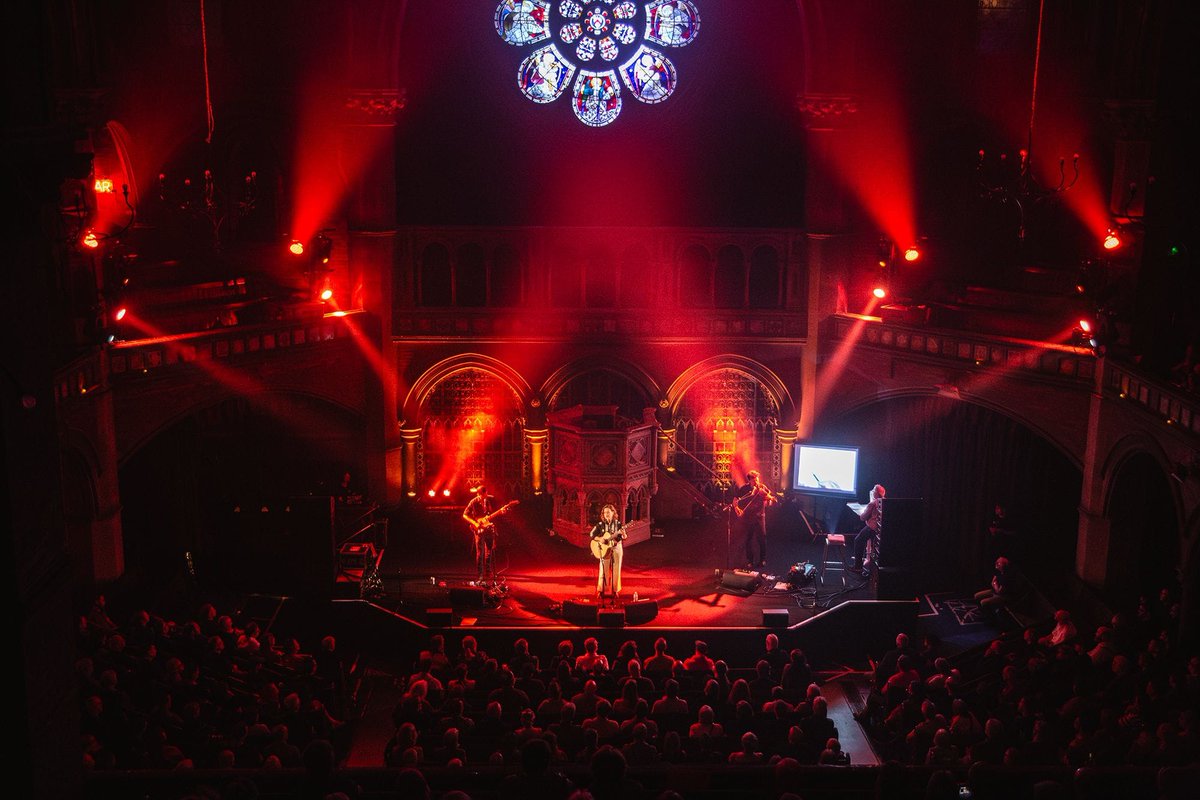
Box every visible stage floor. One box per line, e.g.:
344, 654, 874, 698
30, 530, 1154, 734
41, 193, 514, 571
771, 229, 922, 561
369, 509, 876, 628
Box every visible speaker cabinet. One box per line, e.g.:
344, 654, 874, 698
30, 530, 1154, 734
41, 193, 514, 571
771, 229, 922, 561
562, 599, 598, 626
598, 609, 625, 627
624, 599, 659, 626
762, 608, 790, 627
719, 570, 762, 591
879, 498, 923, 570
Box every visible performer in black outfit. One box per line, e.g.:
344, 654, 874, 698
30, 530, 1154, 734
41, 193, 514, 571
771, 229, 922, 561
852, 483, 885, 574
463, 486, 499, 585
736, 470, 778, 568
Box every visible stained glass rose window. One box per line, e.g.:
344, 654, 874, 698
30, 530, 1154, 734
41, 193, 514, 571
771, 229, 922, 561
495, 0, 700, 127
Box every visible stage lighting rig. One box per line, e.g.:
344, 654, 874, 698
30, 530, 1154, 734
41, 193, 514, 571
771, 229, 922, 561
975, 0, 1079, 240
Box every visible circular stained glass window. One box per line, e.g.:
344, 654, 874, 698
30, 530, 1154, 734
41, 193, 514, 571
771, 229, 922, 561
495, 0, 701, 127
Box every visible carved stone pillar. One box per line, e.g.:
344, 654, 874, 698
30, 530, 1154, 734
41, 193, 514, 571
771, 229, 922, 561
399, 425, 422, 497
775, 427, 798, 493
525, 428, 548, 493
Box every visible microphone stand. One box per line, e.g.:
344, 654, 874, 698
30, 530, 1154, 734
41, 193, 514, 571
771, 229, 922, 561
657, 427, 739, 572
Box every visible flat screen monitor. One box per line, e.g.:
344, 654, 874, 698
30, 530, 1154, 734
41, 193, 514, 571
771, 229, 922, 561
792, 444, 859, 496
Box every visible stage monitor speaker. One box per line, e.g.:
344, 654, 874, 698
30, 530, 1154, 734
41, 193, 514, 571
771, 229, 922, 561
599, 609, 625, 627
624, 599, 659, 626
719, 570, 762, 591
449, 586, 487, 607
762, 608, 790, 627
562, 599, 598, 626
426, 607, 453, 626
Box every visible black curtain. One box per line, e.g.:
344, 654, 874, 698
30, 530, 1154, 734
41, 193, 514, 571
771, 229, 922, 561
824, 395, 1081, 592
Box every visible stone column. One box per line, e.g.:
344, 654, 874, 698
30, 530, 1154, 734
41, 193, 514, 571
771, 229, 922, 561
1075, 357, 1109, 587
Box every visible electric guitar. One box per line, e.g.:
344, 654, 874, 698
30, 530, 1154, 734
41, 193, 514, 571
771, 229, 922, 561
590, 526, 627, 560
467, 500, 519, 549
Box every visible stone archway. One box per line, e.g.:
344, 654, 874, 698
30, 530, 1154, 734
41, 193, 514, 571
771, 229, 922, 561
1105, 451, 1181, 604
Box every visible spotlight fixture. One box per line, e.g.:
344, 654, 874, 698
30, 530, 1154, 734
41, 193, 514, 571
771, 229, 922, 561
82, 231, 100, 249
1077, 319, 1092, 334
427, 489, 436, 498
288, 239, 305, 256
320, 288, 333, 302
1102, 229, 1122, 251
312, 234, 333, 266
872, 286, 887, 299
114, 306, 128, 322
903, 246, 921, 262
442, 489, 451, 497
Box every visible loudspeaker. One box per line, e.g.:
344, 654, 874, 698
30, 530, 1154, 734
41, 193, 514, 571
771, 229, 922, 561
599, 609, 625, 627
762, 608, 790, 627
879, 498, 923, 570
719, 570, 762, 591
449, 586, 487, 607
426, 607, 453, 626
562, 599, 598, 626
624, 599, 659, 626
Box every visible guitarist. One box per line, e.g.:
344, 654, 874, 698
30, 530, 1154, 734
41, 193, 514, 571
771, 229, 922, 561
462, 486, 514, 586
589, 503, 626, 601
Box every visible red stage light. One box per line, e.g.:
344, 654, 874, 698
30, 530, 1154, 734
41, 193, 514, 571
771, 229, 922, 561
1103, 230, 1121, 251
288, 240, 305, 256
903, 246, 921, 262
1078, 319, 1092, 333
82, 231, 100, 249
94, 178, 115, 194
320, 288, 333, 301
442, 489, 451, 497
427, 489, 436, 498
114, 306, 127, 322
872, 287, 887, 299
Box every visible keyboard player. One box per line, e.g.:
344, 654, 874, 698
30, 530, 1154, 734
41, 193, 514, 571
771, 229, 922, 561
851, 484, 885, 574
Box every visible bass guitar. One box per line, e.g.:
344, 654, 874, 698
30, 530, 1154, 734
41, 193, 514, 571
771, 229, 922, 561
468, 499, 519, 549
590, 526, 627, 560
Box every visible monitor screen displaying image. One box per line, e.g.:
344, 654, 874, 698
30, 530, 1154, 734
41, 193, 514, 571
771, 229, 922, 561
792, 444, 859, 496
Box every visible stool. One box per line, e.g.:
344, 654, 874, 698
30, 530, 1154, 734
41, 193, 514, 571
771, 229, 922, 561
820, 533, 849, 586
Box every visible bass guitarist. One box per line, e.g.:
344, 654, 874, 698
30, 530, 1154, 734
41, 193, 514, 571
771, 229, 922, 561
462, 486, 517, 586
589, 503, 626, 602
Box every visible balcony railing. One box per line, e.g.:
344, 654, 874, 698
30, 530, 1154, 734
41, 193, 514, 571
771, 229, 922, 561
826, 313, 1096, 384
393, 308, 807, 342
1105, 360, 1200, 437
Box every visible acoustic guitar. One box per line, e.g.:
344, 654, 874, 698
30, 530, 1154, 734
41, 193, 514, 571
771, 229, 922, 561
590, 526, 627, 560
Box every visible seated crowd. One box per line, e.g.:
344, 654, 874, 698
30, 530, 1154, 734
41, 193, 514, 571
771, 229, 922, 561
77, 595, 350, 772
384, 632, 836, 772
78, 585, 1200, 799
857, 588, 1199, 769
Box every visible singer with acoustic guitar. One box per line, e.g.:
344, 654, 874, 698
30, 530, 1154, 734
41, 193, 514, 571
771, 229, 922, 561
462, 486, 518, 586
589, 503, 627, 601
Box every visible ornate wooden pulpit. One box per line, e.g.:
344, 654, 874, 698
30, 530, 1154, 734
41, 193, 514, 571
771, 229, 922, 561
547, 405, 657, 549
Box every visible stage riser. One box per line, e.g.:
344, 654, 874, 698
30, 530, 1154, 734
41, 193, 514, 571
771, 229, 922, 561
272, 597, 918, 670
